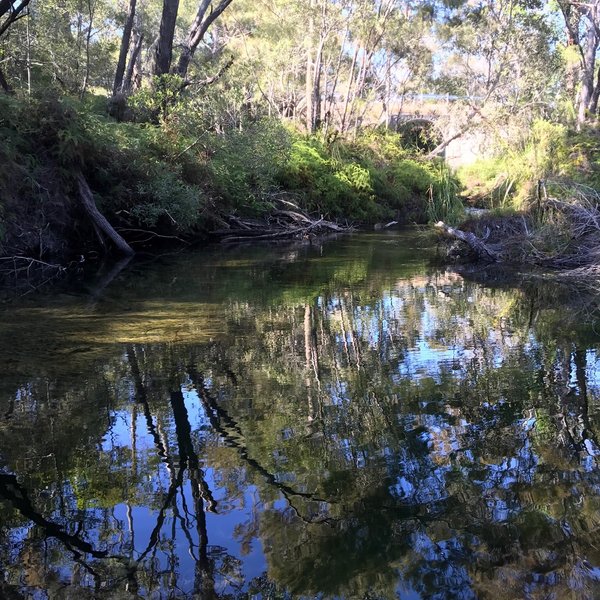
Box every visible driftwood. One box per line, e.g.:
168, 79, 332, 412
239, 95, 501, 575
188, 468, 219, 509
212, 198, 351, 244
77, 172, 135, 256
436, 184, 600, 276
435, 221, 499, 262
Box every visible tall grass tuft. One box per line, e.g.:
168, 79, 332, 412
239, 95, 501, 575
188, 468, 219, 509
426, 165, 464, 224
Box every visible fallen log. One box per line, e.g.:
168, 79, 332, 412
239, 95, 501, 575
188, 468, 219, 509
435, 221, 499, 262
220, 219, 325, 244
77, 172, 135, 256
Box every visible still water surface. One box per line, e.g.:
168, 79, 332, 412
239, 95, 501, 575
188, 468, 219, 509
1, 231, 600, 599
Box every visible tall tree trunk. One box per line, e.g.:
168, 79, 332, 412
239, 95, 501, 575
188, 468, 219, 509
152, 0, 180, 77
0, 65, 13, 94
113, 0, 137, 94
578, 29, 598, 126
323, 28, 348, 136
305, 0, 315, 133
312, 36, 324, 130
590, 64, 600, 115
80, 0, 96, 98
340, 44, 359, 134
175, 0, 233, 81
123, 30, 143, 93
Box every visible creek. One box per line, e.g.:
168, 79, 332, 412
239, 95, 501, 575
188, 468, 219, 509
1, 230, 600, 599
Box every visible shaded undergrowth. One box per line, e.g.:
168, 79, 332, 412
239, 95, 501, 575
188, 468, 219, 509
0, 92, 458, 266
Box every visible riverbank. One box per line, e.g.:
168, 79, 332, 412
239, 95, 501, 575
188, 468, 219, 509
0, 93, 457, 271
435, 180, 600, 281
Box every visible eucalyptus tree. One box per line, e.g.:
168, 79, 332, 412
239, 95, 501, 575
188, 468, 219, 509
555, 0, 600, 125
425, 0, 559, 155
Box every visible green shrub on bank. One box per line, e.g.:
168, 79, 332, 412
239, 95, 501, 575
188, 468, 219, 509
279, 130, 456, 222
457, 120, 570, 209
207, 121, 292, 213
0, 92, 462, 259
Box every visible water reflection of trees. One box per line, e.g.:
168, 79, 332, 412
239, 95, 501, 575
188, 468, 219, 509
1, 242, 600, 598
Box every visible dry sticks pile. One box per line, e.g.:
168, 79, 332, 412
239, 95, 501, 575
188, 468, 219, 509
436, 181, 600, 277
211, 197, 351, 244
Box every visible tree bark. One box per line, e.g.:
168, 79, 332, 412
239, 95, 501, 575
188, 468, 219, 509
0, 0, 31, 39
152, 0, 180, 77
305, 0, 315, 133
123, 30, 143, 93
0, 65, 13, 94
577, 26, 598, 126
113, 0, 137, 94
77, 173, 135, 256
590, 64, 600, 115
175, 0, 233, 81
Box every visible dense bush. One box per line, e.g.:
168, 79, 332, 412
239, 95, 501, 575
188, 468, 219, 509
279, 130, 457, 223
0, 92, 461, 259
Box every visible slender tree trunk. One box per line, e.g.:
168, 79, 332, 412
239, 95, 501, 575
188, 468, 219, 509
324, 28, 348, 136
590, 64, 600, 115
113, 0, 137, 95
153, 0, 180, 77
175, 0, 233, 81
26, 9, 31, 95
123, 30, 143, 93
340, 44, 359, 134
578, 31, 598, 126
312, 34, 325, 130
305, 0, 315, 133
80, 0, 96, 98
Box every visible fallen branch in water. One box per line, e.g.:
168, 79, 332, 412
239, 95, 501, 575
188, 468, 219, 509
77, 172, 134, 256
212, 196, 352, 243
435, 181, 600, 277
435, 221, 499, 262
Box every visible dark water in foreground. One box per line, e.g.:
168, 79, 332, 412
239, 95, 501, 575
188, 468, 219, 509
1, 231, 600, 599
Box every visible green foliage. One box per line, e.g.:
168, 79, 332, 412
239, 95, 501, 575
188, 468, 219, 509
280, 130, 456, 223
206, 121, 292, 212
426, 164, 464, 224
127, 74, 186, 123
457, 120, 569, 209
281, 137, 380, 221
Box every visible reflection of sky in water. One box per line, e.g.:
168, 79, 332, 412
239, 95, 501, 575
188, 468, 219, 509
96, 389, 271, 594
3, 237, 600, 599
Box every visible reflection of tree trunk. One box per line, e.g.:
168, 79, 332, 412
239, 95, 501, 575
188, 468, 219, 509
188, 366, 332, 510
573, 346, 597, 451
305, 304, 315, 424
304, 304, 322, 427
170, 388, 216, 510
192, 467, 214, 599
0, 473, 108, 560
170, 387, 216, 597
127, 346, 167, 460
